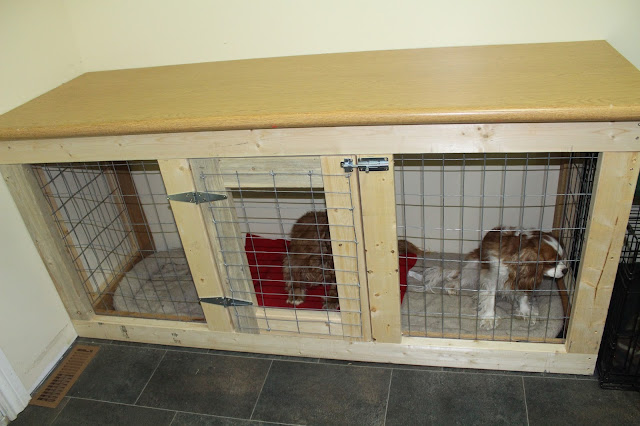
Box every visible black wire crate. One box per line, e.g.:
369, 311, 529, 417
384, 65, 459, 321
598, 206, 640, 390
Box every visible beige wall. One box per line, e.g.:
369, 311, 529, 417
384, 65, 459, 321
0, 1, 81, 392
1, 0, 639, 394
63, 0, 640, 71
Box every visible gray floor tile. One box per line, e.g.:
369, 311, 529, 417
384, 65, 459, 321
172, 412, 282, 425
252, 360, 391, 426
51, 398, 175, 426
136, 351, 272, 418
11, 398, 69, 426
524, 377, 640, 425
319, 358, 441, 371
209, 349, 320, 363
68, 344, 165, 404
75, 336, 113, 345
109, 339, 211, 354
386, 369, 528, 425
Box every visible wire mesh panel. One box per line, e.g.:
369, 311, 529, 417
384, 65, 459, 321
598, 204, 640, 390
396, 152, 597, 342
33, 161, 204, 322
192, 157, 364, 339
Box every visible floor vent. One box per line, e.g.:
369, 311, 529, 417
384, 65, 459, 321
29, 345, 99, 408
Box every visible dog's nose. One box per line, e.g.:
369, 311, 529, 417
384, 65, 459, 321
561, 267, 568, 276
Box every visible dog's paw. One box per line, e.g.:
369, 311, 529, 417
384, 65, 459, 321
480, 316, 500, 330
516, 305, 539, 324
286, 295, 305, 306
323, 299, 340, 310
444, 284, 459, 296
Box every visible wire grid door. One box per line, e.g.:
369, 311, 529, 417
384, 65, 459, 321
32, 161, 205, 322
190, 157, 366, 339
395, 152, 597, 342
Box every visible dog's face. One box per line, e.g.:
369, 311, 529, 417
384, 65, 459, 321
539, 234, 568, 279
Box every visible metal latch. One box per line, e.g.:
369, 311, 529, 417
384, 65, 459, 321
340, 157, 389, 173
200, 297, 253, 307
167, 191, 227, 204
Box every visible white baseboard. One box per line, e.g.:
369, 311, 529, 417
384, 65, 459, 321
26, 323, 77, 394
0, 349, 30, 421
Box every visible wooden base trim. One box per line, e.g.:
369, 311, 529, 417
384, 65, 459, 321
73, 316, 595, 375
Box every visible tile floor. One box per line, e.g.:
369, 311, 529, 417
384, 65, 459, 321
11, 337, 640, 425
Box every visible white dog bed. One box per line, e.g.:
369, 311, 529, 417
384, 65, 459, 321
402, 254, 565, 340
113, 250, 203, 318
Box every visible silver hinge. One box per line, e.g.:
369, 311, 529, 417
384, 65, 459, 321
340, 157, 389, 173
167, 191, 227, 204
200, 297, 253, 307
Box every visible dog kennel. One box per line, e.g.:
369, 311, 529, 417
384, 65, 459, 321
1, 41, 639, 374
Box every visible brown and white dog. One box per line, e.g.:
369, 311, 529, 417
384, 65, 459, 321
284, 210, 425, 310
418, 227, 567, 329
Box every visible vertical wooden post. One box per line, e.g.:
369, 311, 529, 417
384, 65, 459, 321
358, 154, 401, 343
321, 156, 371, 341
157, 159, 234, 332
566, 151, 639, 354
112, 165, 156, 257
189, 158, 259, 333
0, 164, 94, 320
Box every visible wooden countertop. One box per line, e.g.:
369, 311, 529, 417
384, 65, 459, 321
1, 41, 640, 140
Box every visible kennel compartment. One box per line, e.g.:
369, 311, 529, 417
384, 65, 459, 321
32, 161, 205, 322
396, 153, 597, 343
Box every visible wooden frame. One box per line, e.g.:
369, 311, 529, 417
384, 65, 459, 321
2, 42, 640, 375
5, 134, 637, 373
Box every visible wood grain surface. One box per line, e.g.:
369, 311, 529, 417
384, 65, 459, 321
1, 41, 639, 140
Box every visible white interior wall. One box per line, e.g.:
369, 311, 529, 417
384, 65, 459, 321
0, 0, 81, 394
2, 0, 640, 401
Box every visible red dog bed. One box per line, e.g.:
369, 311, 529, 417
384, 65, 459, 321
245, 234, 417, 310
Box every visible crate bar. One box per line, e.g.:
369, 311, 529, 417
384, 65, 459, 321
566, 151, 640, 354
157, 159, 234, 332
1, 122, 639, 165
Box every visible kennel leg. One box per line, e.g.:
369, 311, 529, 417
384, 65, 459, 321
566, 151, 640, 354
189, 158, 259, 333
158, 159, 234, 332
0, 164, 94, 320
321, 156, 371, 341
358, 154, 402, 343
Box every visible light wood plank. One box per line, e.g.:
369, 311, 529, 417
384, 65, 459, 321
0, 165, 94, 320
1, 42, 639, 140
321, 155, 371, 341
218, 156, 322, 188
73, 315, 596, 375
566, 152, 640, 354
157, 159, 234, 332
253, 308, 344, 338
358, 154, 401, 343
2, 121, 639, 165
189, 158, 259, 333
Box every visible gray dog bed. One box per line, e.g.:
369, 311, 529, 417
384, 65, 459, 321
402, 254, 565, 340
113, 250, 203, 318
